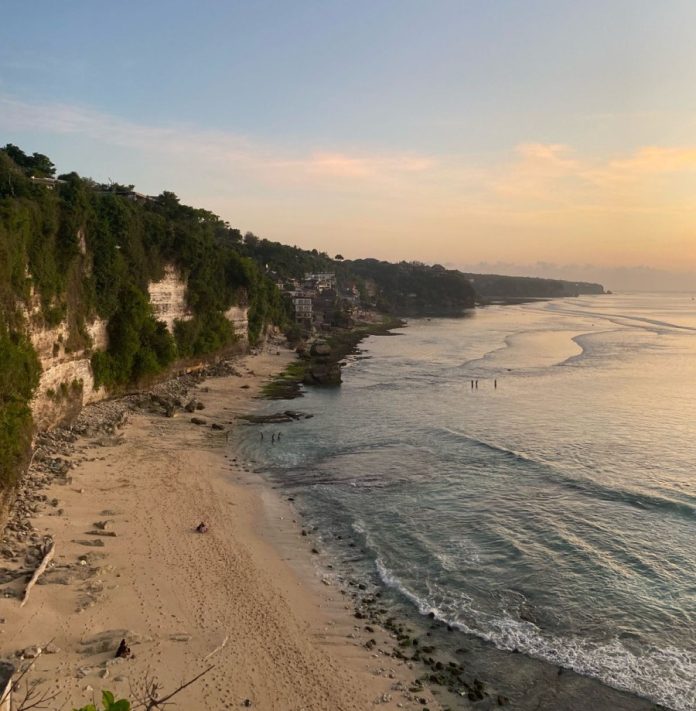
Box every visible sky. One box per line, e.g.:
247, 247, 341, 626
2, 1, 696, 291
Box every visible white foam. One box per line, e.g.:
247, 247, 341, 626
375, 559, 696, 711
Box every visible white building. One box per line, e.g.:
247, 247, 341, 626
293, 296, 313, 323
304, 272, 336, 291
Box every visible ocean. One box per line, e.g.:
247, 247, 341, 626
236, 293, 696, 710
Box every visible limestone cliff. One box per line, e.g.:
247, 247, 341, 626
26, 266, 249, 432
147, 265, 192, 331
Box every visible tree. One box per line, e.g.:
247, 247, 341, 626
334, 254, 344, 261
29, 151, 56, 177
2, 144, 56, 177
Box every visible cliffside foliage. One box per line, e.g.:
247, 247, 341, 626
0, 144, 289, 494
465, 272, 604, 300
0, 326, 40, 492
0, 146, 289, 385
0, 143, 604, 499
346, 259, 477, 314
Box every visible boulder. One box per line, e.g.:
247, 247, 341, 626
310, 341, 331, 357
304, 363, 342, 386
22, 645, 41, 659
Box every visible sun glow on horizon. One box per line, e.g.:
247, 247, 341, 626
2, 1, 696, 290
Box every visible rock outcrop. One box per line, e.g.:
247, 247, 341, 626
147, 265, 193, 331
23, 289, 109, 430
304, 340, 342, 386
25, 266, 249, 431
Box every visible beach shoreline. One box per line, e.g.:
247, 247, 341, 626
0, 344, 438, 710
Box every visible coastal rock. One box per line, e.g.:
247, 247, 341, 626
310, 341, 332, 357
239, 410, 310, 424
304, 363, 342, 386
22, 645, 41, 659
190, 417, 207, 425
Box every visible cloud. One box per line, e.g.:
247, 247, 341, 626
0, 95, 437, 191
593, 146, 696, 185
301, 152, 435, 179
2, 93, 696, 271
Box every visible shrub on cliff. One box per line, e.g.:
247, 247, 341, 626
0, 327, 40, 491
91, 285, 176, 387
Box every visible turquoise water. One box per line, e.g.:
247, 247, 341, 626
238, 294, 696, 710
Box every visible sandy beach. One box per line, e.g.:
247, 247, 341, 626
0, 347, 440, 710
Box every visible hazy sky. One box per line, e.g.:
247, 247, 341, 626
2, 1, 696, 290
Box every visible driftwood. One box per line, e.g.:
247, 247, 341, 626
204, 635, 229, 661
20, 542, 55, 608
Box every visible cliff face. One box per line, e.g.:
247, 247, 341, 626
0, 146, 290, 506
28, 313, 108, 430
147, 266, 192, 332
224, 306, 249, 341
26, 265, 248, 431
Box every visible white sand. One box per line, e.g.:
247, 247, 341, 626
1, 349, 439, 710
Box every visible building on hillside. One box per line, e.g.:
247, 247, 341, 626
97, 187, 155, 203
303, 272, 336, 292
340, 283, 360, 305
30, 176, 65, 189
293, 295, 313, 324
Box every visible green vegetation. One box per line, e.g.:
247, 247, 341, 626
0, 144, 290, 497
1, 145, 291, 390
73, 690, 130, 711
262, 359, 309, 399
346, 259, 477, 314
263, 315, 404, 398
464, 272, 604, 301
0, 326, 40, 492
0, 142, 604, 502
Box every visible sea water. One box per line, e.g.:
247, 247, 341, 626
236, 293, 696, 710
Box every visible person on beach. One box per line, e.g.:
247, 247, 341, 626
494, 379, 497, 389
196, 522, 208, 533
260, 431, 264, 441
277, 432, 281, 441
272, 433, 276, 443
115, 639, 131, 659
471, 380, 474, 388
